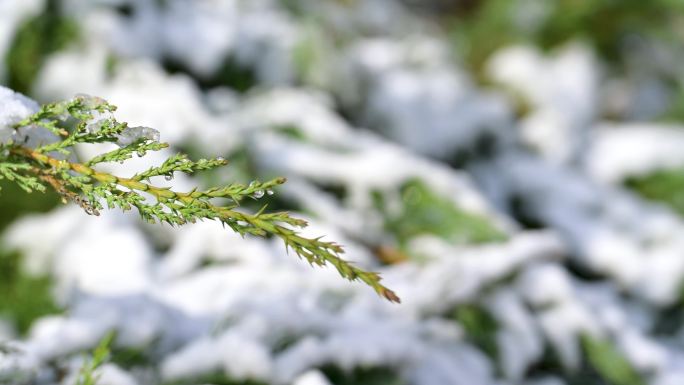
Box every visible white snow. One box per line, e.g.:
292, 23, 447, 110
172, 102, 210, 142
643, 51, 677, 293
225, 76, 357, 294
4, 1, 684, 385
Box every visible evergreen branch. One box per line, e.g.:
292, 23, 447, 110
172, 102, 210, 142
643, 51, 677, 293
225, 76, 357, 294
130, 153, 228, 181
0, 94, 400, 302
85, 141, 169, 166
0, 161, 45, 193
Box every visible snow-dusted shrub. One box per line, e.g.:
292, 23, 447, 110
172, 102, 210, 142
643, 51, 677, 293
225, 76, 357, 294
4, 1, 684, 385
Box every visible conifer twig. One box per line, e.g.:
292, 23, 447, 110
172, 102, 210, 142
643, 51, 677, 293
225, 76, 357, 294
0, 94, 400, 302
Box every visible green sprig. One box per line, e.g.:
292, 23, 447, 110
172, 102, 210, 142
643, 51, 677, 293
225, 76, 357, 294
0, 94, 400, 303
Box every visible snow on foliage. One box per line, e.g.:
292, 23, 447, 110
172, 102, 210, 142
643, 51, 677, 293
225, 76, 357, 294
2, 1, 684, 385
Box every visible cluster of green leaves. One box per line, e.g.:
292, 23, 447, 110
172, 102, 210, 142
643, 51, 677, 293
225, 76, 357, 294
579, 334, 644, 385
452, 305, 499, 363
0, 249, 61, 335
450, 304, 644, 385
5, 0, 79, 94
0, 94, 399, 302
441, 0, 684, 121
320, 365, 404, 385
528, 340, 642, 385
162, 373, 267, 385
373, 179, 506, 252
626, 168, 684, 217
0, 177, 59, 231
444, 0, 684, 73
163, 57, 257, 93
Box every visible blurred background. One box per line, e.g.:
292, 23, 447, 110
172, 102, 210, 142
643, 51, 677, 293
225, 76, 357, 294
2, 0, 684, 384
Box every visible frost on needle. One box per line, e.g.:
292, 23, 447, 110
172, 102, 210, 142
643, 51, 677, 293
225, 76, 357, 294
0, 93, 400, 303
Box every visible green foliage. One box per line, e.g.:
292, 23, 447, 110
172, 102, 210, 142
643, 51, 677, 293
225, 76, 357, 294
163, 56, 256, 92
123, 337, 403, 385
79, 336, 268, 385
321, 365, 404, 385
444, 0, 684, 123
75, 332, 115, 385
273, 125, 308, 142
0, 178, 59, 231
5, 0, 79, 94
0, 94, 399, 302
652, 282, 684, 336
0, 160, 47, 193
446, 0, 684, 73
523, 336, 644, 385
580, 334, 644, 385
0, 249, 61, 335
162, 374, 267, 385
447, 0, 522, 75
109, 346, 153, 369
532, 0, 683, 62
374, 179, 506, 250
452, 305, 499, 361
625, 167, 684, 217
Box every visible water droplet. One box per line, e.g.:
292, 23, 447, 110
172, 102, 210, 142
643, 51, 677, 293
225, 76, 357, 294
216, 156, 226, 163
116, 126, 160, 147
137, 150, 145, 157
266, 189, 274, 196
165, 174, 174, 181
253, 190, 265, 199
